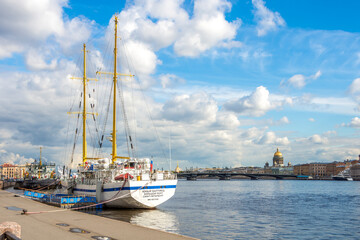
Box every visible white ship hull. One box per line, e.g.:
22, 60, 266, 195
73, 179, 177, 208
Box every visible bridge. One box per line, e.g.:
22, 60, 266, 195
177, 172, 306, 180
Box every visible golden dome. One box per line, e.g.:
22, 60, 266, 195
274, 148, 282, 157
175, 162, 181, 173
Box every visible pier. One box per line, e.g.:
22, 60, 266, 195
0, 180, 15, 189
0, 190, 196, 240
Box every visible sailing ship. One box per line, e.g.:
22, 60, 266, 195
64, 16, 177, 208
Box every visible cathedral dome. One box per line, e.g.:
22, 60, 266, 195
274, 148, 282, 157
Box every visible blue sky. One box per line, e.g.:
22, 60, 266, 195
0, 0, 360, 169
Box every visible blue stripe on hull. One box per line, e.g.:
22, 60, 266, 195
74, 185, 177, 193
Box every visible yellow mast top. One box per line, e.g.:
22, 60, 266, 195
38, 146, 42, 179
39, 146, 42, 166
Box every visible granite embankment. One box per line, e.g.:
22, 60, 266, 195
0, 190, 196, 240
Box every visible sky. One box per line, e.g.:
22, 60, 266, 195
0, 0, 360, 170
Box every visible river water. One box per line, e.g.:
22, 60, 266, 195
95, 179, 360, 240
8, 180, 360, 239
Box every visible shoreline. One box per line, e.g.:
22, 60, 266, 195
0, 190, 196, 240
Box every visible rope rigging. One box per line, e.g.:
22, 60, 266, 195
64, 19, 171, 168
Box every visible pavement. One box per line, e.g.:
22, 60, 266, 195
0, 190, 196, 240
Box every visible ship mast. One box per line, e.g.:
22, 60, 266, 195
112, 16, 118, 163
68, 44, 98, 166
83, 43, 88, 163
97, 16, 134, 164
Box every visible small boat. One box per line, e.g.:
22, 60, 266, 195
332, 168, 353, 181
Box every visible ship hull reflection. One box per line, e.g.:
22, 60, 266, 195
90, 208, 180, 234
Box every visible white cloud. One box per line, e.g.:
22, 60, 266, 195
286, 74, 306, 89
118, 0, 241, 59
257, 131, 290, 145
0, 0, 94, 60
309, 134, 328, 144
25, 48, 58, 71
279, 116, 289, 124
349, 78, 360, 94
282, 70, 321, 89
349, 78, 360, 108
159, 74, 186, 88
252, 0, 285, 36
311, 70, 322, 80
241, 127, 263, 139
213, 112, 241, 129
121, 40, 160, 76
342, 117, 360, 128
323, 130, 337, 137
349, 117, 360, 128
0, 150, 34, 165
161, 92, 218, 123
174, 0, 241, 57
348, 78, 360, 111
223, 86, 288, 116
309, 118, 315, 122
261, 116, 290, 126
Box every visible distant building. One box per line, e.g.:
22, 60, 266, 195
326, 162, 345, 176
0, 163, 26, 179
294, 157, 360, 178
350, 155, 360, 181
294, 163, 327, 177
293, 164, 310, 176
264, 162, 270, 169
273, 148, 284, 167
174, 162, 181, 173
263, 148, 293, 174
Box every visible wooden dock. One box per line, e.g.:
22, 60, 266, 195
0, 190, 196, 240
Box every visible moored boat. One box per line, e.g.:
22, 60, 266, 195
332, 168, 353, 181
14, 147, 59, 190
64, 15, 177, 208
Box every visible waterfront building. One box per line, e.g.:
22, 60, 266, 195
310, 163, 327, 177
350, 155, 360, 181
0, 163, 27, 180
326, 162, 345, 176
294, 158, 360, 178
0, 163, 26, 179
293, 163, 327, 177
293, 164, 310, 176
